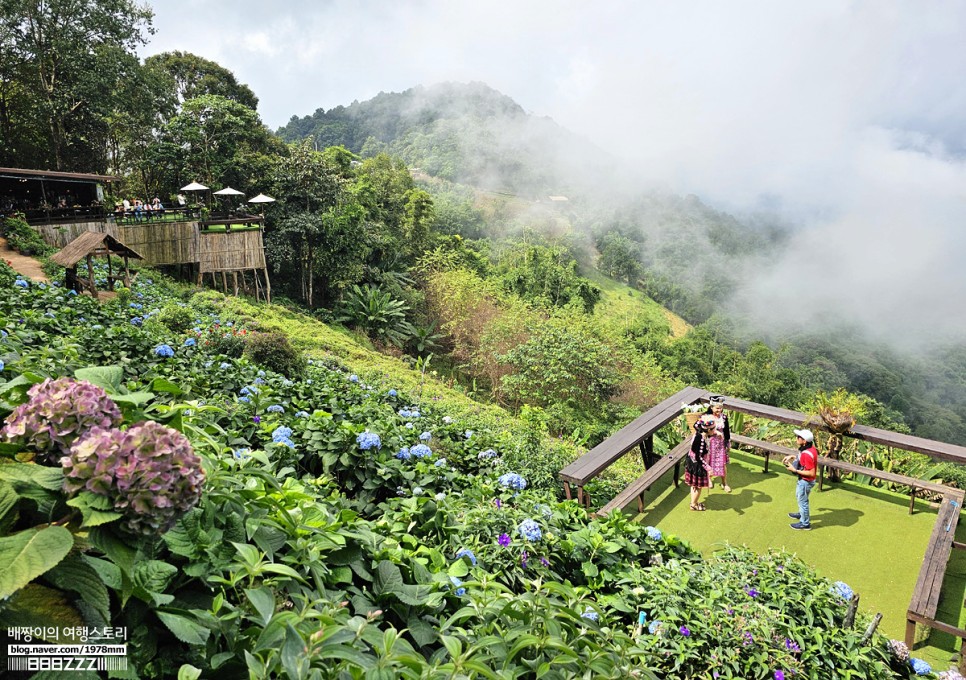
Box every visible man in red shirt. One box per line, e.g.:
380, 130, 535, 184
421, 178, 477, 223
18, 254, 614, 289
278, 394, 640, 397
783, 428, 818, 530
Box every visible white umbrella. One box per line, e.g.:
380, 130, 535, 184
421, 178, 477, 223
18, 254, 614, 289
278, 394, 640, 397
213, 186, 244, 196
180, 181, 208, 191
248, 193, 276, 203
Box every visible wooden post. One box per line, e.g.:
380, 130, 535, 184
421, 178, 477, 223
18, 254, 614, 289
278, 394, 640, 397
563, 481, 572, 501
221, 271, 228, 293
232, 271, 239, 296
860, 613, 882, 644
253, 268, 262, 301
844, 592, 860, 628
85, 254, 96, 300
640, 435, 656, 469
122, 255, 130, 287
263, 266, 271, 303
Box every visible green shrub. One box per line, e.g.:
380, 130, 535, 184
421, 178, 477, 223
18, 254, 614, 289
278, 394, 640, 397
154, 303, 194, 333
1, 216, 53, 256
244, 330, 307, 377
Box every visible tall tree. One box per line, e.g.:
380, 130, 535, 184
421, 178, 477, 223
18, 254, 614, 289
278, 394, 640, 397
267, 140, 369, 307
144, 50, 259, 111
0, 0, 154, 169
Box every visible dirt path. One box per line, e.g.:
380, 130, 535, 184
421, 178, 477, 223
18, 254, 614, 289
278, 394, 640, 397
0, 236, 49, 282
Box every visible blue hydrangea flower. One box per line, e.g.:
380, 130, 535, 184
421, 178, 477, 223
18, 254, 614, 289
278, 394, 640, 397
449, 575, 467, 596
153, 344, 175, 358
419, 431, 432, 441
518, 519, 542, 542
232, 448, 251, 460
295, 410, 309, 418
129, 302, 142, 309
14, 279, 28, 289
465, 430, 474, 439
67, 289, 77, 296
455, 548, 477, 566
0, 359, 4, 371
274, 437, 295, 449
388, 389, 397, 397
238, 396, 250, 403
399, 408, 412, 418
257, 370, 265, 377
349, 374, 359, 383
395, 447, 411, 460
910, 659, 932, 675
220, 362, 230, 369
478, 449, 498, 460
357, 431, 381, 450
831, 581, 854, 601
266, 404, 285, 414
240, 385, 259, 396
184, 337, 196, 346
646, 526, 662, 541
411, 443, 432, 458
443, 416, 452, 424
581, 609, 599, 622
434, 458, 446, 467
271, 426, 292, 441
282, 379, 294, 387
498, 472, 527, 490
130, 316, 143, 326
648, 620, 663, 634
253, 377, 266, 385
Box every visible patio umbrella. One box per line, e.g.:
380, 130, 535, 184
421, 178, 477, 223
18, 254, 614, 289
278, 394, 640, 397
248, 193, 276, 203
180, 181, 209, 191
213, 187, 244, 196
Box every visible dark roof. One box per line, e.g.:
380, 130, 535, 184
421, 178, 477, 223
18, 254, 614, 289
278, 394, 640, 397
0, 167, 118, 183
49, 231, 144, 268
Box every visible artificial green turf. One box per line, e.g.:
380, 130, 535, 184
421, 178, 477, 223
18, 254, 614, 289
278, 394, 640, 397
634, 449, 966, 669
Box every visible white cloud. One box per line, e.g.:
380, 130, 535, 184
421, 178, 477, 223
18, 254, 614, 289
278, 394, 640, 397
141, 0, 966, 346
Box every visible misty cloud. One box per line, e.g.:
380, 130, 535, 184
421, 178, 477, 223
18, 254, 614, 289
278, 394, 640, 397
143, 0, 966, 347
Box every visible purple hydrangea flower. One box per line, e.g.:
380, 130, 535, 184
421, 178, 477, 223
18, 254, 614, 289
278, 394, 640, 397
61, 421, 205, 535
1, 378, 122, 461
498, 533, 511, 547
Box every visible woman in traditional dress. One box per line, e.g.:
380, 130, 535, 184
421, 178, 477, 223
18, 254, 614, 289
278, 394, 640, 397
705, 395, 732, 492
686, 417, 714, 510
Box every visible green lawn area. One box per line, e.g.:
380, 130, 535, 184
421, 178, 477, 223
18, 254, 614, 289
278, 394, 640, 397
632, 449, 966, 669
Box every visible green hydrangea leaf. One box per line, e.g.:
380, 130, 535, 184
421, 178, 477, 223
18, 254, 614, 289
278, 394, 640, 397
0, 525, 74, 599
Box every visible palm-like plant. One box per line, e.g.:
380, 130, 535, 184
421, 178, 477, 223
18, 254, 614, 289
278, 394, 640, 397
337, 284, 412, 347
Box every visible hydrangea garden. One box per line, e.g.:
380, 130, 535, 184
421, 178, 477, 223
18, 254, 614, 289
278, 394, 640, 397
0, 262, 954, 678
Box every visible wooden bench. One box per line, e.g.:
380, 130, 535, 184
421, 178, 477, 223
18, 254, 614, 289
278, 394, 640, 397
818, 457, 954, 515
559, 386, 708, 507
906, 491, 966, 653
732, 434, 955, 515
730, 433, 793, 472
594, 440, 690, 516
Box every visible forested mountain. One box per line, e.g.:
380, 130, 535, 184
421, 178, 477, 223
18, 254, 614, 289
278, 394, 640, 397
279, 81, 966, 445
277, 82, 610, 197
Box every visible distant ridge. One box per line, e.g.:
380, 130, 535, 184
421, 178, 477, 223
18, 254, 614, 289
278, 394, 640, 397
277, 81, 610, 197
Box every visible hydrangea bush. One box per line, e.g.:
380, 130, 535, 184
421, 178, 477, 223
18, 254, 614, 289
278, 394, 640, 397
1, 377, 122, 461
62, 421, 205, 535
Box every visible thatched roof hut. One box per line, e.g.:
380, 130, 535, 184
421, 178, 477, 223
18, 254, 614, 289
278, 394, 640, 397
50, 231, 143, 296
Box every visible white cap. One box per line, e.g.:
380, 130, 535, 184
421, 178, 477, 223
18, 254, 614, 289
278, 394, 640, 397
793, 428, 814, 442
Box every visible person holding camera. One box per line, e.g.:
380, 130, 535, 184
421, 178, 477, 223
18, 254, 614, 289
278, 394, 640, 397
686, 417, 715, 510
783, 429, 818, 530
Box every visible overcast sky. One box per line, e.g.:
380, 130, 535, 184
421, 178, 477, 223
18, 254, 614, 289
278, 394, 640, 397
144, 1, 966, 348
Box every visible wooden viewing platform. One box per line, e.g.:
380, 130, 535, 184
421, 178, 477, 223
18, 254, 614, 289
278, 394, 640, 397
560, 388, 966, 660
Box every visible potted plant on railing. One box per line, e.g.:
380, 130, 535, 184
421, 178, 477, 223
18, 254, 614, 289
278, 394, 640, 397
803, 389, 867, 482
